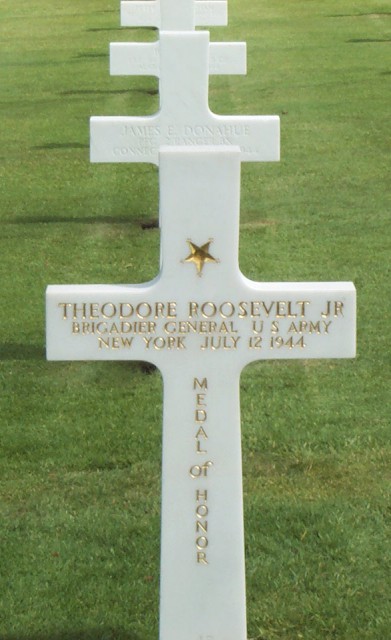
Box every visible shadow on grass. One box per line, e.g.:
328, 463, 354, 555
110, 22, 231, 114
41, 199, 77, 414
0, 344, 45, 361
3, 215, 137, 225
2, 630, 141, 640
59, 88, 158, 97
31, 142, 89, 150
74, 53, 108, 59
329, 12, 391, 17
86, 27, 125, 33
60, 89, 127, 96
347, 38, 391, 43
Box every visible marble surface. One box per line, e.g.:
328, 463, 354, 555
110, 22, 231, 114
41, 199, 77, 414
110, 40, 247, 77
120, 0, 228, 29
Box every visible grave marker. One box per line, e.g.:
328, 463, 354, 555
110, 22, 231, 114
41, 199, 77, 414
47, 147, 356, 640
91, 31, 279, 164
120, 0, 228, 29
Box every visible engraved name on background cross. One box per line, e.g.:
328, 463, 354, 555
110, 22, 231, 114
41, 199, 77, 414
120, 0, 228, 30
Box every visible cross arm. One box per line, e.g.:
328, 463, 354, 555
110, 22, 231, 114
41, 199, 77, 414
110, 41, 247, 77
46, 280, 356, 364
46, 283, 174, 364
90, 114, 280, 164
232, 279, 357, 365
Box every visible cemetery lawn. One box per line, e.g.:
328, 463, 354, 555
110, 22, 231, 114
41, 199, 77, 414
0, 0, 389, 639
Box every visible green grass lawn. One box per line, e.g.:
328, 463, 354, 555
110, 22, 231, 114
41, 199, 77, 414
0, 1, 390, 639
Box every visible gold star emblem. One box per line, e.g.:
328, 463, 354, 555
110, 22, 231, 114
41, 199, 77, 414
182, 239, 219, 276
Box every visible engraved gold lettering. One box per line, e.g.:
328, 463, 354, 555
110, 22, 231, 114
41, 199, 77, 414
261, 301, 274, 317
143, 336, 186, 350
248, 336, 262, 349
189, 301, 199, 317
288, 320, 332, 335
324, 321, 332, 333
98, 336, 110, 349
286, 301, 297, 318
196, 504, 209, 517
101, 302, 116, 318
276, 301, 286, 318
136, 302, 152, 318
185, 300, 312, 321
201, 302, 217, 318
321, 300, 343, 318
119, 303, 133, 318
164, 321, 176, 334
195, 426, 208, 439
97, 336, 134, 349
59, 302, 72, 320
194, 378, 208, 390
65, 301, 178, 321
270, 336, 306, 349
197, 552, 208, 565
252, 320, 264, 334
200, 336, 240, 351
189, 462, 213, 478
334, 301, 344, 317
297, 301, 310, 317
238, 301, 247, 317
74, 303, 87, 320
196, 521, 208, 534
196, 440, 207, 454
144, 337, 153, 349
219, 301, 235, 318
90, 303, 99, 318
192, 382, 211, 563
271, 321, 279, 334
196, 536, 208, 550
196, 490, 208, 502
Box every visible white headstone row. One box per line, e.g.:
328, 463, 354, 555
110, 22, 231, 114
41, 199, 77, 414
46, 3, 356, 640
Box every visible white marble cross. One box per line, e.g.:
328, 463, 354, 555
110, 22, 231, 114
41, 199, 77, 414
120, 0, 228, 30
47, 147, 356, 640
91, 31, 279, 165
110, 39, 246, 78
